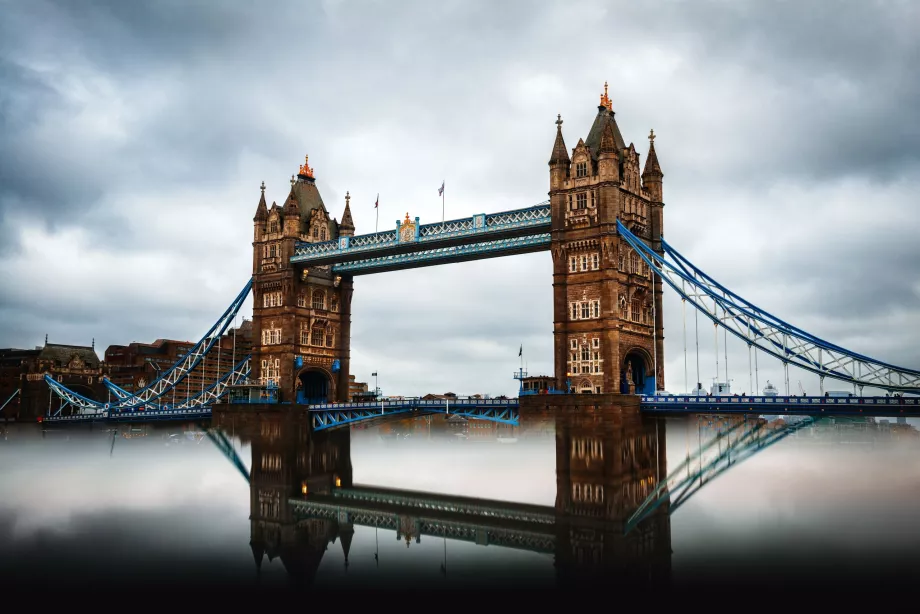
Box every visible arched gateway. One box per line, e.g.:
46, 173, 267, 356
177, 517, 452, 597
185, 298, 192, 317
249, 86, 665, 403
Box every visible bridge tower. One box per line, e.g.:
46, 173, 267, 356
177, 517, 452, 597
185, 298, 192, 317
550, 83, 665, 394
251, 156, 354, 403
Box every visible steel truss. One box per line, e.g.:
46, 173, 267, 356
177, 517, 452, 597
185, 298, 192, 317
291, 202, 550, 265
289, 500, 557, 554
330, 233, 551, 274
624, 416, 815, 534
309, 399, 519, 431
101, 279, 253, 408
617, 221, 920, 392
45, 356, 250, 418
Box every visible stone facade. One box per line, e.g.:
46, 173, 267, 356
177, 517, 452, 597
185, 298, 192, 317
251, 157, 354, 403
550, 84, 665, 395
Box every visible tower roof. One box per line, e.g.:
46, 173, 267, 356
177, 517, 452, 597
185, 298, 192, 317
598, 120, 618, 154
549, 114, 570, 165
585, 84, 625, 160
642, 129, 663, 177
254, 181, 268, 222
289, 155, 337, 237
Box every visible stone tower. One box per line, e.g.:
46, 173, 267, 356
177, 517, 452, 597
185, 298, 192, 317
550, 83, 665, 394
251, 156, 354, 403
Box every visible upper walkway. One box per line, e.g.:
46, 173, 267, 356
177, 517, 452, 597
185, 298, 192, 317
290, 202, 550, 274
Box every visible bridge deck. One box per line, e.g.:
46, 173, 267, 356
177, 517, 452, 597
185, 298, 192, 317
641, 394, 920, 416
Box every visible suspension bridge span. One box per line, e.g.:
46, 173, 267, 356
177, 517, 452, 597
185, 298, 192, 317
41, 85, 920, 424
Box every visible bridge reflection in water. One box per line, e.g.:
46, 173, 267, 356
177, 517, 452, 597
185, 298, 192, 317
212, 409, 671, 588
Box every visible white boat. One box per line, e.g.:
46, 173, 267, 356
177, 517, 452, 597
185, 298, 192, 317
762, 381, 779, 397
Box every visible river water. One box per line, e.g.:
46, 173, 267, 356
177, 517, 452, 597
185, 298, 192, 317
1, 409, 918, 591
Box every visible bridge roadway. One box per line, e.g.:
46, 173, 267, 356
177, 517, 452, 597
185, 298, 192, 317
290, 203, 551, 274
291, 485, 561, 554
39, 394, 920, 424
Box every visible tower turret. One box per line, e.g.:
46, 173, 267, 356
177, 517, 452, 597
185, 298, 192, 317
549, 114, 570, 191
339, 191, 355, 237
253, 181, 268, 241
597, 121, 620, 182
282, 178, 301, 238
642, 129, 663, 203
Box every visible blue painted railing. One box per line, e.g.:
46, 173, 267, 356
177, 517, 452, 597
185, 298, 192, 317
640, 394, 920, 414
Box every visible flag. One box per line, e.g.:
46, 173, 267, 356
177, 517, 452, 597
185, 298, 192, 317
438, 181, 444, 196
371, 372, 378, 376
374, 194, 378, 208
518, 345, 522, 357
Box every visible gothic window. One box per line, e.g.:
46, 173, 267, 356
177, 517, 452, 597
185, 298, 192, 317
297, 293, 306, 307
591, 253, 599, 270
300, 329, 309, 346
595, 386, 602, 393
576, 162, 587, 178
592, 338, 600, 349
261, 358, 280, 385
590, 190, 596, 208
311, 327, 325, 346
630, 253, 639, 274
262, 291, 282, 308
571, 352, 577, 363
569, 256, 577, 272
581, 347, 590, 361
330, 296, 338, 312
570, 339, 577, 350
568, 194, 573, 210
269, 221, 279, 233
261, 326, 281, 345
576, 192, 587, 209
571, 303, 578, 320
592, 300, 600, 318
269, 244, 277, 258
618, 253, 624, 270
580, 255, 588, 271
581, 303, 589, 319
320, 227, 327, 241
630, 299, 641, 323
312, 290, 325, 310
326, 328, 334, 347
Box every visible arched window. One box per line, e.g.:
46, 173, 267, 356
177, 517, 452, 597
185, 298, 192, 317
320, 227, 326, 241
312, 290, 325, 310
269, 221, 278, 233
297, 293, 306, 307
312, 227, 319, 239
330, 296, 338, 312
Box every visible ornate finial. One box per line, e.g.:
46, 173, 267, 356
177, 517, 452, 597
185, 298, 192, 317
260, 181, 266, 194
298, 155, 314, 178
600, 81, 611, 110
290, 175, 296, 186
404, 212, 411, 224
649, 129, 655, 143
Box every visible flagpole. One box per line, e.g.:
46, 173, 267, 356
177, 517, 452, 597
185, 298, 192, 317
375, 193, 379, 234
441, 181, 445, 224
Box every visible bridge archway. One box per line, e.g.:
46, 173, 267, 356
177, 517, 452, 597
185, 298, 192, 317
621, 349, 654, 395
296, 367, 334, 405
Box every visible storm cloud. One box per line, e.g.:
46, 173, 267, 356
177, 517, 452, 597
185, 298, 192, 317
1, 0, 918, 396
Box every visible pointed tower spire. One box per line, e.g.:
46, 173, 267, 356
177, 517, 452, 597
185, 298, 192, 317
339, 191, 355, 237
549, 114, 570, 165
253, 181, 268, 221
642, 129, 663, 177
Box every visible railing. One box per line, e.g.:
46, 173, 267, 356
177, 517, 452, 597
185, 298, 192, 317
640, 394, 920, 412
308, 397, 517, 411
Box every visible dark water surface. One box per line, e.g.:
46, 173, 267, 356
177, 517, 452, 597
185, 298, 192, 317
1, 409, 918, 592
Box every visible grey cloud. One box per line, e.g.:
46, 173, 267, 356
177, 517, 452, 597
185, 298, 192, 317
0, 0, 918, 397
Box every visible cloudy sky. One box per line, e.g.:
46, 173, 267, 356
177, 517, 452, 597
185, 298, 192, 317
1, 0, 918, 397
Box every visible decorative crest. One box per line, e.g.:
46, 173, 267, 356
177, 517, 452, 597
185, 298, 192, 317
404, 212, 411, 224
600, 81, 611, 110
649, 129, 655, 143
555, 113, 563, 128
298, 155, 314, 178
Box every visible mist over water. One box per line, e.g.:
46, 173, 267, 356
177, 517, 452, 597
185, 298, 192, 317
0, 409, 918, 591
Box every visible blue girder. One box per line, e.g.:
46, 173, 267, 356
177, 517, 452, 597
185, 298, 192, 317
309, 398, 519, 431
330, 233, 551, 275
616, 220, 920, 392
290, 202, 550, 267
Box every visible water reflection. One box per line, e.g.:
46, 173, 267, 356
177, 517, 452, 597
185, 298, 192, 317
0, 410, 918, 590
210, 409, 671, 588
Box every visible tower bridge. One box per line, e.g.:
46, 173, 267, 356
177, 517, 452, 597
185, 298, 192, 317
42, 83, 920, 422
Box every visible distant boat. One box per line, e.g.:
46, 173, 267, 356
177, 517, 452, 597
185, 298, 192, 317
497, 437, 518, 444
762, 381, 779, 396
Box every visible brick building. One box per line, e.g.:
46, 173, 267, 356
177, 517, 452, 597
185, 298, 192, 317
104, 319, 253, 396
550, 83, 665, 394
0, 341, 107, 420
250, 157, 354, 404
